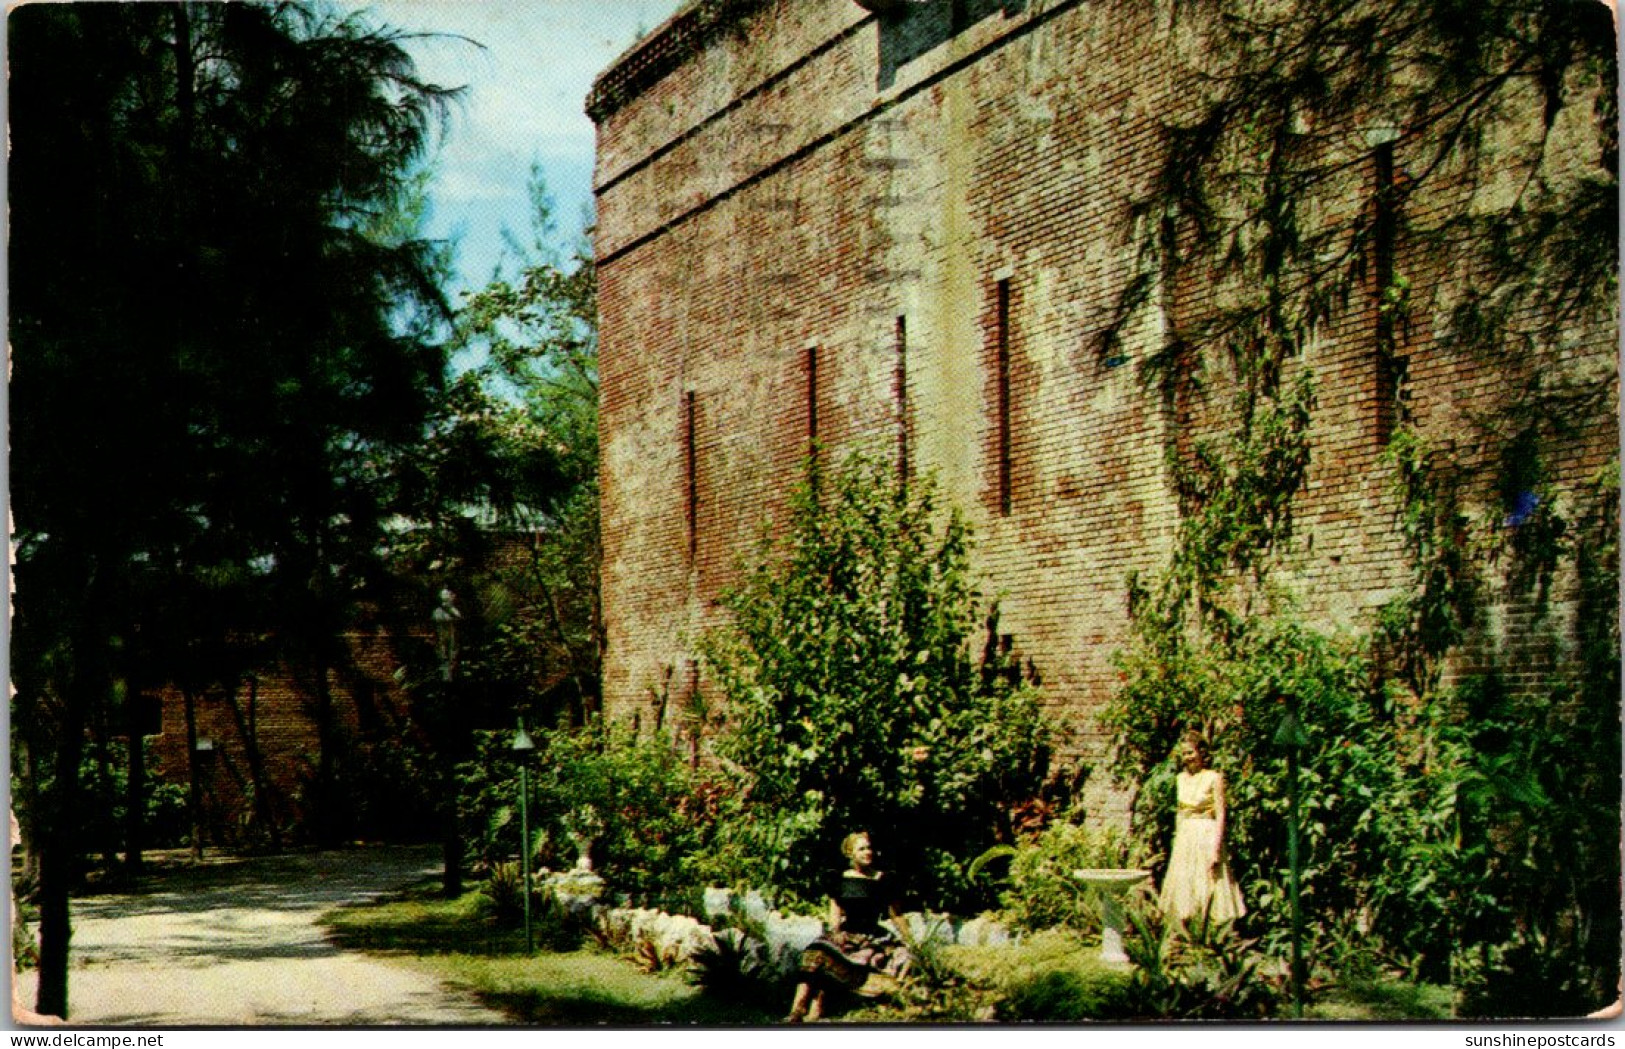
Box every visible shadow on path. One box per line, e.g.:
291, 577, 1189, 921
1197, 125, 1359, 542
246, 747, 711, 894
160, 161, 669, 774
15, 845, 507, 1026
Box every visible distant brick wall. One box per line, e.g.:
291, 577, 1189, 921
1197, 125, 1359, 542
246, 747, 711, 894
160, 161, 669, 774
142, 532, 560, 843
591, 0, 1616, 809
148, 625, 422, 847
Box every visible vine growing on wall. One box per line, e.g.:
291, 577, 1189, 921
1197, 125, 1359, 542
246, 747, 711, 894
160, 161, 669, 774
1101, 0, 1617, 1011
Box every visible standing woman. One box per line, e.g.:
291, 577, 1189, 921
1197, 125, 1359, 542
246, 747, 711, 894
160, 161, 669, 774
1159, 731, 1246, 927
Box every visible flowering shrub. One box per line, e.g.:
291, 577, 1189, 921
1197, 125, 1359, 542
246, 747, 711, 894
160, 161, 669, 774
700, 449, 1055, 912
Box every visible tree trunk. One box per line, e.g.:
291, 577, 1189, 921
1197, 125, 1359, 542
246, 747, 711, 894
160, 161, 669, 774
123, 686, 145, 876
441, 798, 464, 899
184, 688, 204, 862
225, 676, 280, 851
34, 683, 90, 1019
440, 707, 464, 898
94, 717, 118, 872
33, 818, 77, 1020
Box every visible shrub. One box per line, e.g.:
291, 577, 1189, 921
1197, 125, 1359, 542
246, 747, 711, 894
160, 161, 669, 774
995, 967, 1133, 1022
700, 449, 1055, 913
990, 821, 1152, 934
479, 860, 527, 926
459, 719, 707, 903
1103, 904, 1284, 1020
1104, 418, 1621, 1008
688, 927, 789, 1000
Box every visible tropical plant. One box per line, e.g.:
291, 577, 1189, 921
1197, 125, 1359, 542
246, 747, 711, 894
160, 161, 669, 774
459, 720, 708, 904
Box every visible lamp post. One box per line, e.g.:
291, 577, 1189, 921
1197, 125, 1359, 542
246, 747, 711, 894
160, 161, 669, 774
511, 720, 537, 954
432, 589, 464, 897
1273, 696, 1310, 1018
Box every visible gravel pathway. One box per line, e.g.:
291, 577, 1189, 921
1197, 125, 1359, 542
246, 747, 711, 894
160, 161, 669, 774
13, 846, 509, 1027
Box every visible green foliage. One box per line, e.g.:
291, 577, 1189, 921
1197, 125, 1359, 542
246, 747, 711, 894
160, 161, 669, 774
1108, 905, 1284, 1020
11, 892, 40, 973
475, 867, 589, 952
1155, 373, 1317, 633
700, 449, 1055, 912
992, 822, 1151, 933
64, 739, 190, 861
995, 967, 1133, 1022
993, 908, 1282, 1020
478, 860, 528, 927
687, 927, 792, 1001
1372, 428, 1481, 694
1108, 423, 1619, 1006
1114, 0, 1615, 440
459, 721, 707, 904
11, 2, 466, 1010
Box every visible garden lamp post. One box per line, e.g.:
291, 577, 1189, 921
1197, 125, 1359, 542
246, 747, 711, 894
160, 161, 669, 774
1273, 696, 1310, 1018
511, 720, 537, 954
432, 589, 464, 897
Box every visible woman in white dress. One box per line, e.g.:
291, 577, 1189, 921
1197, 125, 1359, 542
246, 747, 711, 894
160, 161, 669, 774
1159, 731, 1245, 927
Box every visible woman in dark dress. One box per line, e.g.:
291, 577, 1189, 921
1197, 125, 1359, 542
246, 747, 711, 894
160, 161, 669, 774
785, 831, 910, 1023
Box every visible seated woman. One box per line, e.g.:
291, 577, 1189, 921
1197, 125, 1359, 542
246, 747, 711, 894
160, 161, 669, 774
785, 831, 911, 1023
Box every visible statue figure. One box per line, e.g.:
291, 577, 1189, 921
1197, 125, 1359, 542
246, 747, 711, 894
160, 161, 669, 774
1159, 731, 1245, 927
431, 588, 460, 682
565, 805, 603, 873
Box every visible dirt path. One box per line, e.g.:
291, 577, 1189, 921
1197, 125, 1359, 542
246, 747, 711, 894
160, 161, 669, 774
13, 846, 509, 1027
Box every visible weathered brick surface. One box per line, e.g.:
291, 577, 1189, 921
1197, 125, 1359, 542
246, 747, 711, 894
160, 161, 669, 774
148, 626, 421, 846
145, 536, 550, 840
592, 0, 1617, 806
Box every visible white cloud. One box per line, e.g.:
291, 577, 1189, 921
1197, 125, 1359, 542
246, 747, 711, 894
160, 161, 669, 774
358, 0, 683, 288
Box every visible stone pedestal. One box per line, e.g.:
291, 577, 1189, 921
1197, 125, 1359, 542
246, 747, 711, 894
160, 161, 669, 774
1073, 868, 1152, 964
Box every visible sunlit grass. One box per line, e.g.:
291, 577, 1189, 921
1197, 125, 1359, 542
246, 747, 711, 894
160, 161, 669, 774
323, 886, 1451, 1023
320, 880, 776, 1025
1306, 976, 1454, 1021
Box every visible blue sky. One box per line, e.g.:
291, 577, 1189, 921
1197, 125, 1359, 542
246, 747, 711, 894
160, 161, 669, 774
364, 1, 685, 296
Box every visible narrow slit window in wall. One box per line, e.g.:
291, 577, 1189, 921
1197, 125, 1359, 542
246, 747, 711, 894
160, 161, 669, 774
895, 315, 909, 483
684, 390, 698, 561
805, 343, 819, 452
995, 278, 1013, 516
805, 343, 821, 498
1373, 139, 1400, 441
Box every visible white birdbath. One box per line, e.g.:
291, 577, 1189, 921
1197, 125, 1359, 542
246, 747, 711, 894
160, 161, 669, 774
1074, 868, 1152, 964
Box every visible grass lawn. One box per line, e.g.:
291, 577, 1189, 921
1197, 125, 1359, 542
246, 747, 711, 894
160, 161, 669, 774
322, 885, 1452, 1024
320, 880, 777, 1025
852, 929, 1454, 1023
1306, 976, 1455, 1021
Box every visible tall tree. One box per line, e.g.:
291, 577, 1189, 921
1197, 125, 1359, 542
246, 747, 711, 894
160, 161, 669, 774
382, 174, 600, 894
10, 2, 456, 1016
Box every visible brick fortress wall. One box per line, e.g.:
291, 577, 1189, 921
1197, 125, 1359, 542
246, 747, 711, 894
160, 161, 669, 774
589, 0, 1617, 813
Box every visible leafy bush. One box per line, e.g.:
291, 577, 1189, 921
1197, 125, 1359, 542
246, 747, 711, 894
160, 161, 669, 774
478, 860, 527, 926
700, 449, 1056, 912
688, 927, 790, 1000
1104, 416, 1621, 1009
459, 720, 708, 903
475, 864, 591, 951
1107, 905, 1284, 1020
58, 738, 192, 860
987, 821, 1151, 933
995, 967, 1133, 1022
11, 893, 39, 973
